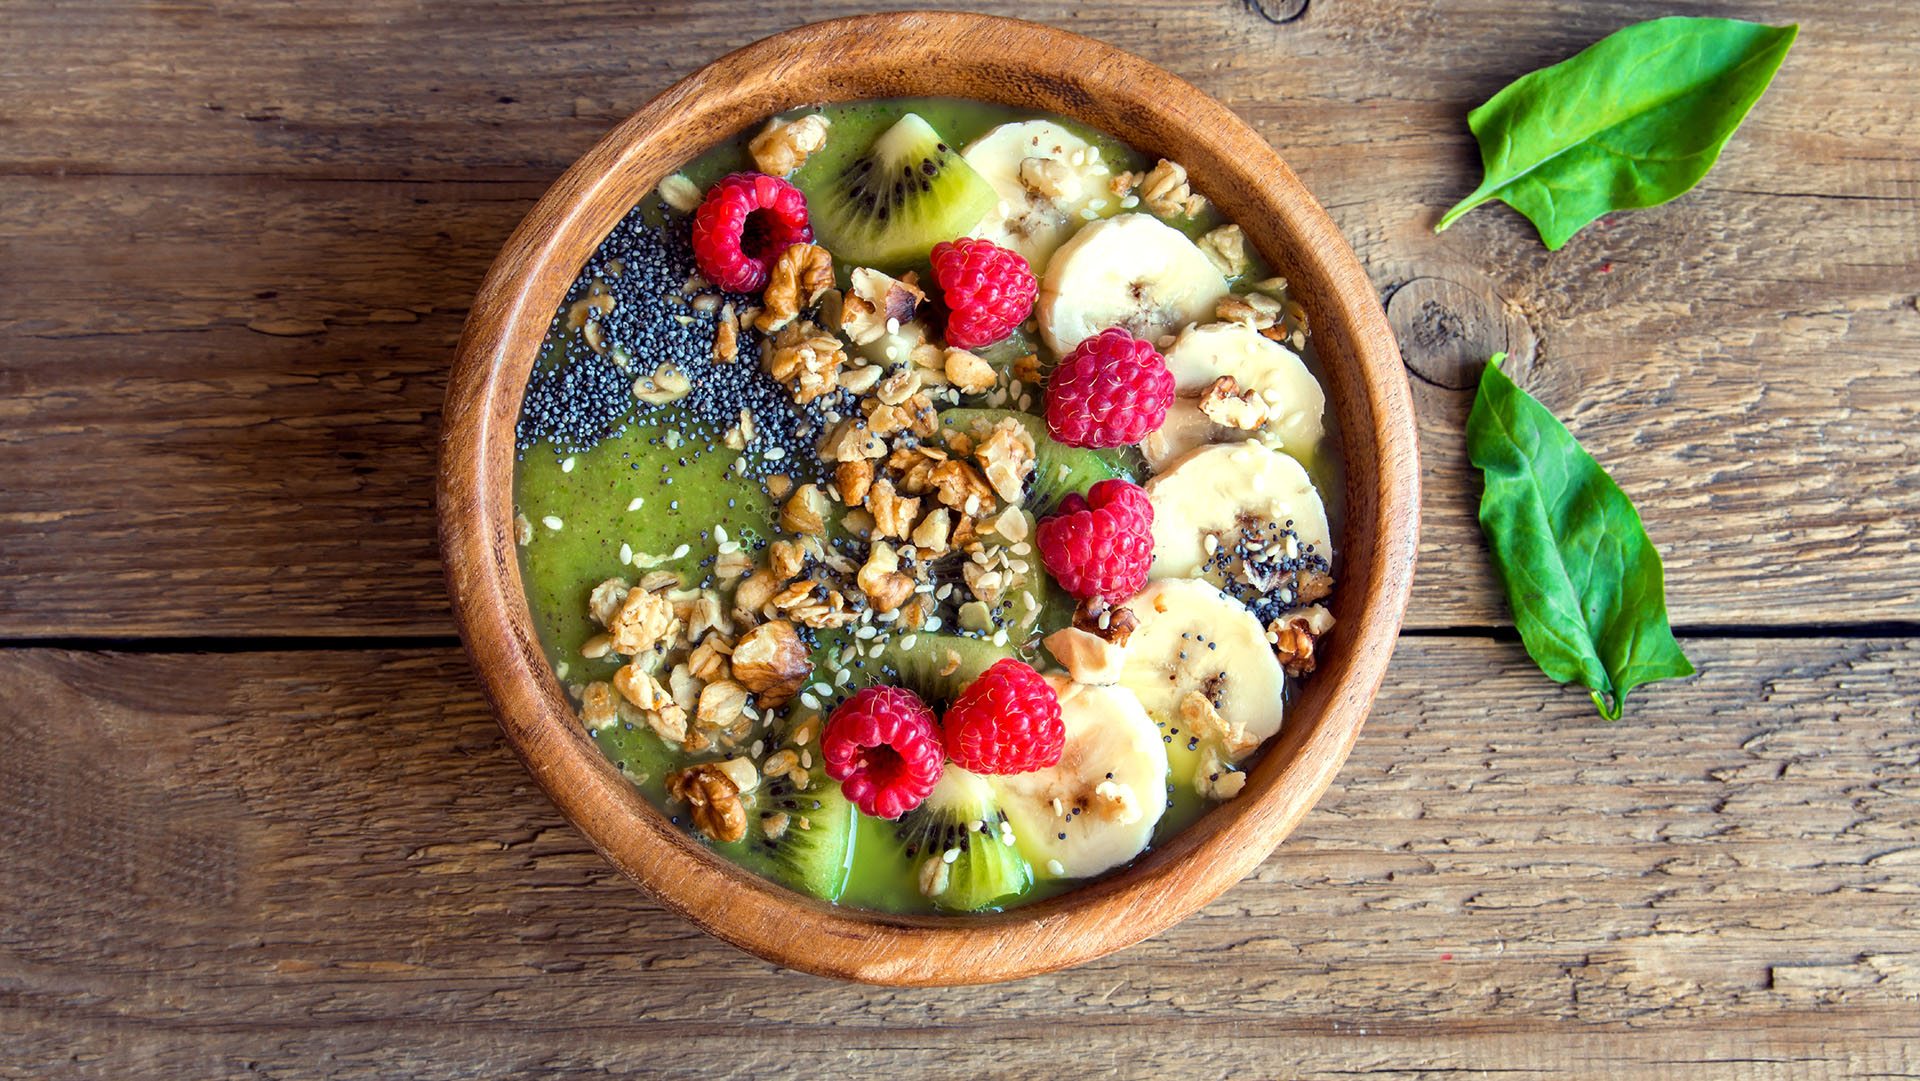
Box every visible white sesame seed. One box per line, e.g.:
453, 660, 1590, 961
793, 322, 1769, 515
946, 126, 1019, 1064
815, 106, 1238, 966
765, 447, 786, 460
1010, 542, 1031, 555
561, 457, 576, 473
811, 681, 832, 696
835, 668, 852, 686
670, 543, 690, 560
924, 617, 943, 632
1079, 207, 1098, 220
1017, 393, 1032, 411
627, 496, 645, 512
992, 629, 1009, 646
1046, 858, 1065, 876
800, 692, 820, 710
1120, 194, 1139, 208
943, 847, 961, 864
541, 515, 564, 531
713, 525, 729, 544
718, 541, 741, 554
1022, 593, 1038, 611
800, 750, 812, 769
868, 644, 885, 658
619, 543, 633, 565
555, 662, 569, 680
900, 634, 918, 650
750, 739, 764, 757
886, 317, 900, 335
936, 584, 953, 600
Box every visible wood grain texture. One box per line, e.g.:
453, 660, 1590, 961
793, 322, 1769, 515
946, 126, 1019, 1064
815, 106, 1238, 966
3, 637, 1915, 1077
3, 0, 1918, 636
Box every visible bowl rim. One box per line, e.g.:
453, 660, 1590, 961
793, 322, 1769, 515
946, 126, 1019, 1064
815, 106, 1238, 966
439, 10, 1418, 986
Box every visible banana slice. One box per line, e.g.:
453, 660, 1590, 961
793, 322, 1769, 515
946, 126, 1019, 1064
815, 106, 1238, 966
1036, 214, 1230, 357
1145, 442, 1332, 583
1141, 322, 1326, 469
963, 120, 1106, 272
1118, 578, 1286, 761
992, 676, 1169, 879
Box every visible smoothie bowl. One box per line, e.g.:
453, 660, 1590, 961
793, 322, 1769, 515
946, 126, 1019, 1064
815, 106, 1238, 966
441, 12, 1417, 985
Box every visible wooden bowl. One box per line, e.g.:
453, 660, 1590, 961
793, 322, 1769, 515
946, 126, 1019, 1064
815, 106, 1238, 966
440, 11, 1418, 986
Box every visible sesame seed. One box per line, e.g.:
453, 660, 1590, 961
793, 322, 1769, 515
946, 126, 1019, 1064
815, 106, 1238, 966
942, 848, 960, 864
713, 524, 729, 543
561, 457, 576, 473
1047, 859, 1065, 875
799, 692, 820, 709
619, 543, 633, 564
670, 543, 690, 559
627, 496, 645, 511
717, 541, 740, 554
541, 515, 564, 531
811, 682, 831, 696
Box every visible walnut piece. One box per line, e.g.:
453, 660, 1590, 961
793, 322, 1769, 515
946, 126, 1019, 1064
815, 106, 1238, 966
687, 637, 732, 684
866, 478, 921, 540
888, 445, 946, 496
975, 418, 1036, 503
767, 539, 806, 582
817, 419, 888, 462
755, 243, 836, 334
910, 507, 953, 556
1092, 779, 1143, 825
1181, 691, 1257, 760
696, 679, 752, 730
1071, 598, 1140, 646
578, 681, 619, 729
1268, 603, 1334, 678
665, 763, 748, 843
856, 542, 916, 614
1197, 223, 1249, 278
1216, 291, 1284, 331
929, 459, 997, 517
1019, 156, 1082, 201
713, 310, 739, 363
657, 173, 703, 213
608, 587, 676, 655
730, 620, 810, 706
840, 267, 925, 346
1139, 158, 1207, 218
763, 319, 845, 403
1198, 375, 1270, 430
1042, 625, 1126, 685
1296, 568, 1335, 605
835, 460, 874, 506
748, 114, 831, 177
588, 577, 633, 627
780, 484, 828, 535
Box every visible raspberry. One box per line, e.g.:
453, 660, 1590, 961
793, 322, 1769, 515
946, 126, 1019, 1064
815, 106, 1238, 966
942, 659, 1065, 775
690, 172, 813, 293
1045, 328, 1175, 448
1036, 478, 1155, 602
930, 238, 1037, 349
821, 686, 945, 819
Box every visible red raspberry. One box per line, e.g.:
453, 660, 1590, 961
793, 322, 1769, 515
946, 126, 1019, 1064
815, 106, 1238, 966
930, 238, 1037, 349
821, 686, 945, 819
690, 172, 813, 293
1045, 328, 1175, 448
941, 659, 1065, 775
1035, 478, 1155, 601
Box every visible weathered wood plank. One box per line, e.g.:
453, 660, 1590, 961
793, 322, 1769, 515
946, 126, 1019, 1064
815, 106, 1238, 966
3, 636, 1915, 1076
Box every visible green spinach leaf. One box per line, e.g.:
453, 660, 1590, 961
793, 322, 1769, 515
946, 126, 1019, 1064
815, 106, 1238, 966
1468, 355, 1693, 719
1437, 17, 1796, 249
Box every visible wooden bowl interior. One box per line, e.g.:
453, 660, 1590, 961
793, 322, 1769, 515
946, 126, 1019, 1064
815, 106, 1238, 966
440, 11, 1418, 985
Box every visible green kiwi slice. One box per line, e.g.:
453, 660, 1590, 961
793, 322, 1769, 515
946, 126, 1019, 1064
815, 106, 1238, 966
893, 767, 1033, 912
748, 776, 858, 903
866, 632, 1010, 708
802, 113, 998, 269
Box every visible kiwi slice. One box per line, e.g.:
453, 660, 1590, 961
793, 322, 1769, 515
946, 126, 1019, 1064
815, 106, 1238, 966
867, 632, 1011, 708
894, 767, 1033, 912
939, 408, 1143, 513
747, 775, 858, 903
803, 113, 999, 269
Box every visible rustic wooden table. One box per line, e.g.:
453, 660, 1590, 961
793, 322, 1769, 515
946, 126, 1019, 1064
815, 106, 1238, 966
5, 1, 1916, 1077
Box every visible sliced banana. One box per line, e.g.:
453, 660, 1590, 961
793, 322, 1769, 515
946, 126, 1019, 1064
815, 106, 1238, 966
1036, 214, 1230, 357
1145, 441, 1332, 583
1141, 322, 1325, 468
1118, 578, 1286, 761
963, 120, 1107, 272
992, 676, 1168, 879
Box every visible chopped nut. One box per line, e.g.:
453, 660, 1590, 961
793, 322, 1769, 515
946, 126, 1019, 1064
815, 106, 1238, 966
835, 460, 874, 506
608, 587, 676, 655
1296, 568, 1335, 605
665, 763, 748, 843
588, 577, 633, 627
578, 681, 618, 729
889, 445, 947, 496
987, 505, 1029, 543
1216, 291, 1284, 331
748, 113, 831, 177
765, 473, 792, 500
1199, 374, 1270, 430
839, 363, 883, 395
714, 548, 753, 582
949, 513, 979, 551
638, 569, 682, 594
657, 172, 703, 213
962, 560, 1006, 607
579, 633, 613, 660
1092, 779, 1143, 825
898, 592, 933, 629
1197, 223, 1249, 278
1072, 597, 1140, 646
767, 539, 806, 581
1042, 625, 1127, 685
687, 637, 732, 683
841, 268, 925, 346
902, 392, 941, 438
696, 679, 752, 730
514, 513, 534, 546
761, 812, 791, 841
1019, 156, 1082, 201
633, 362, 693, 405
612, 663, 670, 710
1182, 691, 1257, 761
944, 349, 996, 394
866, 478, 921, 540
1139, 158, 1206, 218
717, 756, 760, 795
1011, 353, 1043, 386
929, 459, 997, 516
841, 507, 876, 539
936, 648, 963, 678
668, 663, 704, 716
1109, 170, 1139, 197
944, 430, 974, 459
731, 620, 811, 706
763, 749, 800, 777
780, 484, 829, 535
713, 312, 739, 362
763, 320, 845, 403
734, 569, 782, 618
1269, 603, 1334, 678
1195, 745, 1247, 800
910, 507, 953, 556
817, 419, 888, 462
862, 400, 912, 438
755, 243, 836, 333
856, 542, 916, 614
975, 418, 1036, 503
